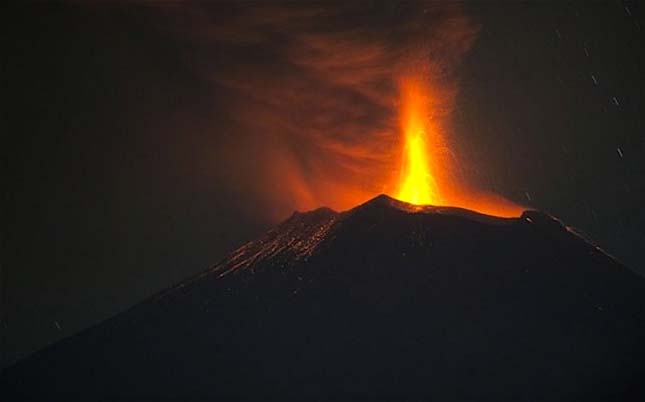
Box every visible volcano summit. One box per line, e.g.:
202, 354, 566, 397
2, 195, 645, 400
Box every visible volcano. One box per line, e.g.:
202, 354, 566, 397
2, 194, 645, 400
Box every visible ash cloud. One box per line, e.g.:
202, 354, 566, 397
158, 2, 479, 219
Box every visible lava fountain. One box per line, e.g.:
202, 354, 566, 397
391, 73, 524, 218
396, 75, 443, 206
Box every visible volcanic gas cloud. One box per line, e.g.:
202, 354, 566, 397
168, 3, 524, 219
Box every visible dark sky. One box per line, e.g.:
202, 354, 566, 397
3, 1, 644, 368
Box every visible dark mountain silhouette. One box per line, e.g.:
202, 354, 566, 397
3, 194, 645, 400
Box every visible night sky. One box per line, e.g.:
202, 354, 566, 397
3, 1, 644, 368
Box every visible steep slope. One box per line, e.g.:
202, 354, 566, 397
2, 194, 645, 400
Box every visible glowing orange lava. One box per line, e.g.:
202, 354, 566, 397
392, 74, 524, 218
396, 76, 442, 206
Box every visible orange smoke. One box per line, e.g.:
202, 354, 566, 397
172, 3, 525, 220
391, 73, 523, 218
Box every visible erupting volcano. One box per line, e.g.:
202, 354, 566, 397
4, 50, 644, 402
6, 31, 644, 402
6, 1, 645, 401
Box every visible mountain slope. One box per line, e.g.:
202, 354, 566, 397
3, 194, 645, 400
